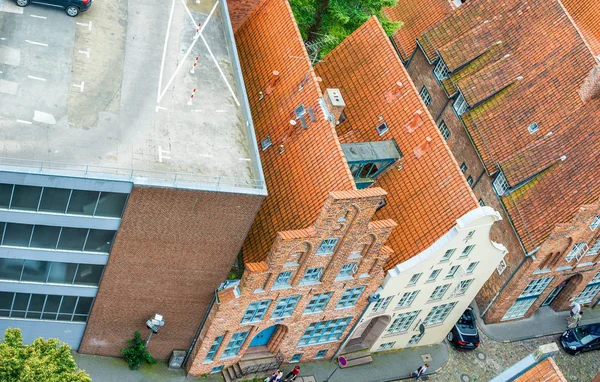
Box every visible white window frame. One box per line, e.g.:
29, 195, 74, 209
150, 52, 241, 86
387, 310, 420, 333
587, 241, 600, 256
429, 284, 450, 301
454, 279, 474, 296
453, 92, 468, 115
372, 296, 393, 313
376, 122, 389, 136
316, 238, 338, 255
466, 261, 479, 274
419, 86, 432, 107
396, 290, 419, 308
565, 242, 588, 262
460, 245, 475, 257
519, 277, 553, 298
407, 272, 422, 286
438, 121, 451, 140
497, 259, 507, 275
407, 332, 424, 346
427, 269, 441, 282
433, 59, 450, 81
261, 136, 272, 150
527, 122, 539, 134
274, 271, 293, 287
377, 342, 396, 351
337, 262, 358, 279
301, 267, 323, 284
493, 172, 510, 195
590, 215, 600, 230
441, 249, 456, 262
446, 265, 460, 278
460, 163, 467, 173
423, 302, 457, 326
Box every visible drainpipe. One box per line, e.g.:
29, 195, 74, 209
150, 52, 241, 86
434, 97, 451, 123
183, 291, 217, 367
471, 169, 486, 190
331, 293, 379, 361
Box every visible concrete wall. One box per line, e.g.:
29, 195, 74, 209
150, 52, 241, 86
79, 186, 264, 360
0, 320, 86, 350
355, 207, 506, 351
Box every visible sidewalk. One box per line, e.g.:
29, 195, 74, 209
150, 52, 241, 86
73, 343, 448, 382
472, 303, 600, 342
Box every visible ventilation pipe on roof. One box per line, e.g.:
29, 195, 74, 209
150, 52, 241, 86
560, 155, 567, 161
405, 109, 424, 133
265, 70, 280, 95
385, 81, 405, 103
579, 63, 600, 103
413, 137, 433, 159
324, 88, 346, 125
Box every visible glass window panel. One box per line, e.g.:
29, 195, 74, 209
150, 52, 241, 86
75, 297, 93, 315
0, 258, 24, 280
27, 294, 45, 312
67, 190, 99, 215
30, 225, 61, 249
58, 314, 73, 321
59, 296, 77, 314
39, 188, 70, 213
0, 292, 14, 310
95, 192, 128, 217
12, 293, 30, 311
3, 223, 33, 247
0, 184, 13, 208
43, 295, 61, 313
74, 264, 104, 286
21, 260, 50, 283
41, 313, 57, 320
10, 185, 42, 211
47, 262, 78, 284
84, 230, 115, 253
72, 315, 88, 322
57, 227, 87, 251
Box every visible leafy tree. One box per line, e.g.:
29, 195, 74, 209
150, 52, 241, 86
120, 330, 156, 370
0, 328, 91, 382
290, 0, 402, 57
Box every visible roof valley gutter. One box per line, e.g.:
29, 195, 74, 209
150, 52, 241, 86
183, 292, 216, 368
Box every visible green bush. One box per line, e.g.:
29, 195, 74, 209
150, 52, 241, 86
120, 331, 156, 370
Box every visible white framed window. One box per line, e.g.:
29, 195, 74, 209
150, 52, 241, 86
446, 265, 461, 278
438, 121, 451, 140
407, 273, 422, 286
527, 122, 539, 134
372, 296, 393, 312
493, 172, 510, 195
478, 199, 485, 207
376, 122, 389, 135
301, 267, 323, 284
298, 317, 351, 346
377, 342, 396, 351
387, 310, 420, 333
566, 242, 588, 262
304, 292, 333, 314
337, 263, 358, 279
241, 300, 271, 323
520, 277, 553, 298
454, 279, 474, 295
467, 176, 474, 187
429, 284, 450, 301
453, 92, 468, 115
396, 291, 419, 308
261, 136, 272, 150
274, 271, 293, 287
464, 230, 475, 241
423, 302, 457, 326
460, 245, 475, 257
419, 86, 432, 106
427, 269, 441, 282
590, 215, 600, 230
272, 295, 301, 319
434, 59, 450, 80
441, 249, 456, 262
460, 163, 467, 173
466, 262, 479, 274
407, 332, 424, 346
588, 241, 600, 256
497, 259, 507, 275
317, 238, 338, 255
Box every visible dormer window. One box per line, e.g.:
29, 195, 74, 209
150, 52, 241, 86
453, 92, 468, 115
493, 172, 510, 195
341, 141, 402, 189
527, 122, 539, 134
434, 59, 450, 81
419, 86, 432, 107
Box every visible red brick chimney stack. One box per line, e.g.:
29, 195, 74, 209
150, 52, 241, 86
578, 62, 600, 103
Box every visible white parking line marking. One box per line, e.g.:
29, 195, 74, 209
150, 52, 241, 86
155, 106, 167, 112
25, 40, 48, 47
88, 21, 92, 31
33, 110, 56, 125
76, 21, 92, 31
200, 34, 240, 106
157, 0, 176, 103
158, 146, 171, 163
16, 119, 32, 125
28, 75, 46, 81
78, 49, 90, 58
30, 14, 47, 19
72, 81, 85, 92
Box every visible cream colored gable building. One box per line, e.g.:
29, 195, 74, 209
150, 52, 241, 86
342, 207, 507, 352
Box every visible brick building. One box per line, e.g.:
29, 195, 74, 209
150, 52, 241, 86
0, 0, 266, 360
384, 0, 600, 322
185, 0, 507, 377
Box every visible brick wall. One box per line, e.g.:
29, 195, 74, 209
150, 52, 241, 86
227, 0, 264, 33
79, 186, 264, 360
406, 48, 527, 317
483, 202, 600, 323
186, 189, 397, 376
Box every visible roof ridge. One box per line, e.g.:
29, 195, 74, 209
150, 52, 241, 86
556, 0, 598, 59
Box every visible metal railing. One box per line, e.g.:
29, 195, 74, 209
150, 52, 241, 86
0, 157, 265, 192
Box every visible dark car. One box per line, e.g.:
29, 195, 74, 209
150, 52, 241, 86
16, 0, 92, 17
447, 308, 480, 349
560, 323, 600, 355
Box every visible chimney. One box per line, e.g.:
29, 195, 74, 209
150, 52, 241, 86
265, 70, 280, 95
413, 137, 433, 159
324, 88, 346, 125
405, 109, 424, 133
579, 63, 600, 103
385, 81, 404, 102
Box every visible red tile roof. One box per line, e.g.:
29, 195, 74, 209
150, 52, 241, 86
384, 0, 453, 61
560, 0, 600, 56
416, 0, 600, 251
235, 0, 355, 263
515, 357, 567, 382
315, 17, 478, 268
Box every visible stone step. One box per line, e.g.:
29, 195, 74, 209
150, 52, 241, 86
340, 349, 371, 361
239, 356, 277, 370
343, 355, 373, 368
222, 369, 233, 382
233, 362, 243, 375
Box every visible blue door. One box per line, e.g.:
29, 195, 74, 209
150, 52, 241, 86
249, 325, 277, 347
